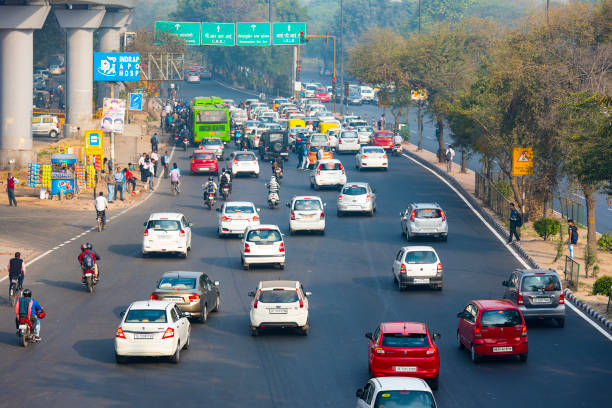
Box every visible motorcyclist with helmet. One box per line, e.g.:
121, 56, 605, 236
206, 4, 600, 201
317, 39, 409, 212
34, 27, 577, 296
219, 168, 232, 194
15, 289, 45, 342
78, 243, 101, 282
203, 176, 218, 198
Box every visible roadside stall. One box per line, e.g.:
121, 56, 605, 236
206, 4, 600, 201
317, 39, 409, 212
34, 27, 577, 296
51, 153, 78, 199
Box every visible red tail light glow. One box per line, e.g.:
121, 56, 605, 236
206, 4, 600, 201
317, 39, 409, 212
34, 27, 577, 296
253, 290, 259, 308
279, 242, 285, 253
440, 210, 446, 221
320, 211, 325, 219
361, 154, 367, 158
179, 229, 185, 237
221, 216, 231, 221
366, 194, 371, 201
400, 264, 407, 274
517, 292, 524, 305
162, 328, 175, 339
374, 347, 385, 355
410, 210, 416, 222
144, 229, 149, 236
521, 325, 528, 336
188, 294, 200, 302
436, 263, 443, 275
116, 328, 126, 339
298, 290, 304, 308
426, 347, 437, 355
244, 243, 251, 253
252, 215, 259, 221
474, 327, 482, 337
290, 211, 296, 220
559, 292, 564, 304
338, 195, 343, 201
150, 293, 159, 300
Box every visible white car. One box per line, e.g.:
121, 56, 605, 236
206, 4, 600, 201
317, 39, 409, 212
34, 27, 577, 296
337, 182, 377, 217
310, 159, 346, 189
355, 146, 388, 170
401, 203, 448, 241
288, 195, 326, 234
241, 225, 285, 270
327, 129, 340, 149
186, 73, 200, 83
142, 213, 192, 258
49, 65, 62, 75
247, 128, 265, 148
356, 377, 437, 408
229, 151, 260, 177
337, 130, 361, 153
309, 133, 330, 145
199, 137, 224, 159
248, 280, 311, 336
31, 115, 61, 138
392, 246, 443, 291
217, 201, 260, 237
356, 126, 374, 144
304, 84, 317, 98
115, 300, 191, 364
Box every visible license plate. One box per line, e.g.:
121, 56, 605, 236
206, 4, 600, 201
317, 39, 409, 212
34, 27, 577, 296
533, 297, 551, 304
18, 325, 27, 330
269, 309, 287, 314
302, 214, 314, 218
165, 297, 184, 303
134, 333, 155, 339
492, 346, 512, 352
413, 278, 430, 284
395, 366, 417, 372
199, 167, 210, 171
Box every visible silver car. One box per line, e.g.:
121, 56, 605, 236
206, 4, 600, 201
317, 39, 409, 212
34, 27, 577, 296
199, 137, 224, 160
401, 203, 448, 241
502, 269, 566, 327
337, 182, 376, 217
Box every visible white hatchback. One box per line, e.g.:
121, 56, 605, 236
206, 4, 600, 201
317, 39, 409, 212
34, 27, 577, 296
337, 182, 377, 217
142, 213, 192, 258
241, 225, 285, 270
392, 246, 443, 290
356, 126, 374, 144
310, 159, 346, 190
288, 195, 326, 234
337, 130, 361, 153
115, 300, 191, 364
217, 201, 260, 237
229, 151, 260, 177
248, 280, 311, 336
356, 377, 437, 408
355, 146, 388, 170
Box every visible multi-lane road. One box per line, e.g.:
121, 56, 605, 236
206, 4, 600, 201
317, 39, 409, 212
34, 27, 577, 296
0, 80, 610, 407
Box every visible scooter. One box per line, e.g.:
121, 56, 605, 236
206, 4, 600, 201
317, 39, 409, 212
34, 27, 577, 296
205, 192, 216, 210
221, 184, 230, 201
392, 144, 402, 156
182, 137, 190, 151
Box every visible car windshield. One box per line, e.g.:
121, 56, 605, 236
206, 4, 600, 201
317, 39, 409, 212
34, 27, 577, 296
415, 209, 443, 218
480, 310, 522, 327
125, 309, 167, 323
320, 162, 342, 171
382, 333, 429, 348
376, 134, 393, 140
404, 251, 437, 264
521, 275, 561, 292
246, 229, 282, 242
374, 390, 435, 408
225, 205, 255, 214
146, 220, 181, 231
294, 199, 322, 211
235, 154, 255, 162
317, 88, 327, 93
193, 153, 215, 160
158, 277, 196, 290
202, 138, 221, 145
245, 121, 260, 127
358, 126, 373, 132
342, 131, 358, 138
311, 135, 327, 142
342, 186, 367, 195
258, 290, 299, 303
364, 148, 384, 154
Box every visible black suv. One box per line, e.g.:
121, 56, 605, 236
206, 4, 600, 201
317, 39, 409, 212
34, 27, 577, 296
259, 130, 289, 160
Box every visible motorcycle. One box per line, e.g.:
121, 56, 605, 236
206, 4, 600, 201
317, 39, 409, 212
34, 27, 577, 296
221, 184, 230, 201
392, 143, 402, 156
182, 137, 190, 151
205, 192, 216, 210
274, 166, 283, 181
16, 317, 36, 347
82, 267, 97, 293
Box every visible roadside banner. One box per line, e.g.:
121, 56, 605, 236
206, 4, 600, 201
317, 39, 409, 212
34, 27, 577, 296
411, 89, 428, 101
512, 147, 534, 176
101, 98, 126, 134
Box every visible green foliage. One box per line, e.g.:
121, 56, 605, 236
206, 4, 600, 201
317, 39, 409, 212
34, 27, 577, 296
584, 244, 598, 277
533, 218, 561, 241
399, 124, 410, 140
592, 275, 612, 296
554, 227, 565, 262
493, 180, 513, 199
597, 232, 612, 252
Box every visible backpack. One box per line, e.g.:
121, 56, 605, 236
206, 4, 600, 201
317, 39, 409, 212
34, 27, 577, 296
570, 226, 578, 244
82, 252, 95, 269
445, 150, 452, 161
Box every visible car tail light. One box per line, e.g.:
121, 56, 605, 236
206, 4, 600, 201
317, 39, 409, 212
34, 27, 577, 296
150, 293, 159, 300
361, 154, 367, 158
115, 328, 126, 339
144, 229, 149, 236
338, 195, 343, 201
290, 211, 296, 220
253, 291, 259, 308
162, 328, 175, 339
426, 347, 436, 355
436, 263, 443, 275
233, 160, 238, 165
366, 194, 371, 201
298, 290, 304, 308
383, 154, 387, 159
517, 292, 524, 305
521, 325, 528, 336
400, 264, 407, 274
320, 211, 325, 219
317, 167, 321, 175
244, 243, 251, 253
339, 138, 342, 144
252, 215, 259, 221
188, 294, 200, 302
410, 210, 416, 222
440, 210, 446, 221
56, 122, 59, 129
559, 292, 564, 304
279, 242, 285, 253
179, 229, 185, 237
374, 347, 385, 355
221, 216, 231, 221
474, 327, 482, 337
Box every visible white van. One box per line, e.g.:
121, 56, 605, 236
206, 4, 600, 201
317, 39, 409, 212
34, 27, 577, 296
360, 86, 375, 104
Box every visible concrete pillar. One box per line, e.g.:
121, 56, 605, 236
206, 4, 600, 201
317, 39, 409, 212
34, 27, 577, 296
0, 5, 51, 169
97, 9, 130, 107
54, 7, 105, 135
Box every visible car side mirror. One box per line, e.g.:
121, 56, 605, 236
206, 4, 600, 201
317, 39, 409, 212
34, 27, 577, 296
143, 222, 147, 226
182, 312, 192, 318
248, 291, 256, 297
256, 208, 261, 212
305, 291, 312, 297
457, 311, 466, 319
365, 332, 373, 340
502, 280, 509, 287
215, 208, 221, 212
188, 222, 193, 227
433, 333, 441, 341
214, 281, 220, 286
356, 389, 364, 398
286, 202, 290, 207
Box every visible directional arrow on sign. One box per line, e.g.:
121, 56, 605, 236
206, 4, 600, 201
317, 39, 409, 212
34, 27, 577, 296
217, 25, 220, 32
251, 24, 256, 31
174, 24, 180, 31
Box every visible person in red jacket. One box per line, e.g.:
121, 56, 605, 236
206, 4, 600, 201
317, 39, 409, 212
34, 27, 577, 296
77, 243, 101, 281
6, 172, 18, 207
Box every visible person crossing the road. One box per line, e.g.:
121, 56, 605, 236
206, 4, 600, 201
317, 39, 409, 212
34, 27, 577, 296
15, 289, 45, 342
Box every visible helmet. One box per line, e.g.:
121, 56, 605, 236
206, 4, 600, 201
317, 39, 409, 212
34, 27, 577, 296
208, 176, 213, 182
23, 289, 32, 298
86, 242, 93, 250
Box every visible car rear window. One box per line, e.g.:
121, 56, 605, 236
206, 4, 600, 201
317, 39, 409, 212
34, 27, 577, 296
147, 220, 181, 231
202, 138, 221, 145
158, 277, 196, 290
358, 126, 373, 132
311, 135, 328, 143
225, 205, 255, 214
404, 251, 437, 264
310, 145, 331, 152
235, 154, 255, 162
374, 391, 435, 408
342, 186, 367, 195
125, 309, 167, 323
341, 131, 358, 138
364, 147, 384, 154
294, 199, 321, 211
320, 162, 342, 171
415, 209, 443, 218
258, 290, 299, 303
193, 153, 215, 160
480, 310, 522, 327
521, 275, 561, 292
382, 333, 429, 348
246, 229, 282, 242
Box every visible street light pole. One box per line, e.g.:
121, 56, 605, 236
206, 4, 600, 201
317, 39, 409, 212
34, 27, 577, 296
339, 0, 344, 116
417, 0, 423, 150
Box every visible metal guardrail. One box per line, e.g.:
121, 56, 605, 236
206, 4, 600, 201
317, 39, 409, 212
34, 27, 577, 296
607, 285, 611, 313
564, 255, 580, 290
474, 172, 511, 224
558, 196, 586, 226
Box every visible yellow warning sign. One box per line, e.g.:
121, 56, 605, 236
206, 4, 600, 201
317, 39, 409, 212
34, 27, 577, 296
512, 147, 533, 176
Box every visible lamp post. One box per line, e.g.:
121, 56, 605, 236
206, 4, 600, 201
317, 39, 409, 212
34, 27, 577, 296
339, 0, 344, 115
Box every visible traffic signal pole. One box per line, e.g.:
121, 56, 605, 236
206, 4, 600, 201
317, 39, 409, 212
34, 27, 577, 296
305, 34, 337, 114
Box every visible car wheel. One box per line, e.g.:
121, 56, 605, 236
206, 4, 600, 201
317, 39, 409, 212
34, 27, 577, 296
300, 325, 309, 336
255, 173, 259, 178
169, 344, 180, 364
279, 263, 285, 270
180, 251, 187, 259
250, 327, 259, 336
457, 332, 464, 349
320, 229, 325, 236
213, 294, 220, 312
142, 252, 148, 258
470, 345, 480, 363
183, 332, 190, 350
337, 210, 343, 217
115, 353, 127, 364
49, 130, 58, 138
436, 283, 443, 291
289, 229, 295, 236
518, 352, 528, 362
428, 375, 440, 391
441, 234, 448, 242
314, 182, 320, 191
556, 318, 565, 328
369, 209, 374, 217
242, 258, 250, 270
199, 304, 208, 324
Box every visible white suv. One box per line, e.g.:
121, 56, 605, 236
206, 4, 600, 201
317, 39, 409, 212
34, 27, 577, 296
241, 225, 285, 269
217, 201, 260, 237
337, 130, 361, 153
288, 195, 326, 235
392, 246, 443, 290
142, 213, 192, 258
248, 280, 311, 336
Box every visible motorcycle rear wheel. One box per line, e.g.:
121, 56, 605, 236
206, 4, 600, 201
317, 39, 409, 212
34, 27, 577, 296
87, 277, 94, 293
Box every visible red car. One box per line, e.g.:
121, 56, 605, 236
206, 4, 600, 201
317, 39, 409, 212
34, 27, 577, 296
457, 299, 528, 363
190, 149, 219, 175
370, 131, 394, 150
366, 322, 440, 390
316, 87, 330, 102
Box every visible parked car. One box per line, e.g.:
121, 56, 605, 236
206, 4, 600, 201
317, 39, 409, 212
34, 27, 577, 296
217, 201, 260, 237
248, 280, 310, 335
310, 159, 346, 190
502, 268, 566, 327
356, 377, 437, 408
288, 195, 326, 235
337, 182, 376, 217
392, 246, 443, 290
31, 115, 61, 138
241, 224, 285, 269
142, 213, 192, 258
400, 203, 448, 241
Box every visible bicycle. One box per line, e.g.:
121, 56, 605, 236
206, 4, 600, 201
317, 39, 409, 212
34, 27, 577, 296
172, 181, 181, 196
8, 277, 22, 307
96, 210, 104, 232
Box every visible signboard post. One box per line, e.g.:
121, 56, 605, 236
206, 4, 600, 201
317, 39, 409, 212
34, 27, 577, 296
201, 22, 235, 45
272, 22, 306, 45
155, 21, 201, 45
129, 93, 143, 111
236, 22, 271, 45
512, 147, 534, 176
93, 53, 140, 82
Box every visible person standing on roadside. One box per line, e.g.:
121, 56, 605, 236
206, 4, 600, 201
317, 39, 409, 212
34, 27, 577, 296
161, 110, 167, 131
568, 219, 578, 259
113, 166, 125, 201
507, 203, 522, 244
161, 150, 170, 178
150, 150, 160, 177
6, 172, 18, 207
104, 170, 115, 203
445, 145, 455, 172
138, 153, 146, 181
150, 133, 160, 152
142, 158, 153, 191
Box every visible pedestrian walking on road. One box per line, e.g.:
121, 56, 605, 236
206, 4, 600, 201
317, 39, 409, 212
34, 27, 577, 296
568, 219, 578, 259
6, 172, 18, 207
296, 145, 304, 169
161, 110, 167, 131
114, 167, 125, 201
507, 203, 522, 244
104, 171, 115, 203
150, 133, 160, 152
445, 145, 455, 172
301, 143, 310, 170
161, 150, 170, 178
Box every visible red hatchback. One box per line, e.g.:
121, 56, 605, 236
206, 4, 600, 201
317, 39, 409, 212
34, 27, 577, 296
366, 322, 440, 390
370, 131, 394, 150
316, 87, 330, 102
191, 150, 218, 175
457, 299, 528, 363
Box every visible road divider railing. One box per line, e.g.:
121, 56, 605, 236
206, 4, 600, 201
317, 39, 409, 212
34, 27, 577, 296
475, 172, 511, 225
564, 256, 580, 290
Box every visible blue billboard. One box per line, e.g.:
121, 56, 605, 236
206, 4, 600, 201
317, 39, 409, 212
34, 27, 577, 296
93, 52, 140, 82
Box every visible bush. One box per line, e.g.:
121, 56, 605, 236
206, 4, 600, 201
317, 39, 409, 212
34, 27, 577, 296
592, 275, 612, 296
533, 218, 560, 241
493, 180, 513, 199
597, 232, 612, 252
584, 244, 598, 277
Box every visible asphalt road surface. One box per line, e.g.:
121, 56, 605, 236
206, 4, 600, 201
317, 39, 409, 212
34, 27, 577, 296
0, 80, 610, 408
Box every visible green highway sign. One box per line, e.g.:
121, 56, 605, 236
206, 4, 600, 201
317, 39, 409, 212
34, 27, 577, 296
201, 22, 235, 46
155, 21, 201, 45
272, 22, 306, 45
236, 22, 271, 46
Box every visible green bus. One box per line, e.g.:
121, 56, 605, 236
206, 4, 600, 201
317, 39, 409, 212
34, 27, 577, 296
191, 96, 230, 142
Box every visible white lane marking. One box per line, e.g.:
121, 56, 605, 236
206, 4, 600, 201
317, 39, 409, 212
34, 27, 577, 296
401, 152, 612, 342
63, 240, 71, 244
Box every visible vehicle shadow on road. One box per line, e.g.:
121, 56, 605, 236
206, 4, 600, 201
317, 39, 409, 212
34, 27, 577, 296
106, 244, 142, 257
73, 338, 116, 363
192, 225, 217, 237
38, 279, 84, 292
0, 331, 17, 346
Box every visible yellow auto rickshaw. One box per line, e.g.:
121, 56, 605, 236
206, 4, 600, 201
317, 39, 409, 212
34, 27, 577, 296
287, 118, 306, 129
319, 121, 340, 134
